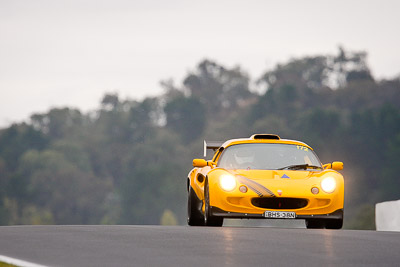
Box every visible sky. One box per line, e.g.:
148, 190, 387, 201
1, 0, 399, 127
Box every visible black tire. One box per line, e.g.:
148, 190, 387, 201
187, 186, 204, 226
204, 181, 223, 227
306, 219, 325, 229
325, 219, 343, 229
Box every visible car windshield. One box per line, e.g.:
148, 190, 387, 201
217, 143, 322, 170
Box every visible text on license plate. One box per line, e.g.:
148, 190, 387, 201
264, 211, 296, 219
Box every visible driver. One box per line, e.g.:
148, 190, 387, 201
234, 147, 256, 169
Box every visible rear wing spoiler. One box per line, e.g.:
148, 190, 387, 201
204, 140, 224, 157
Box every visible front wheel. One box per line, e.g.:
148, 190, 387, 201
305, 219, 325, 229
187, 186, 204, 226
204, 181, 223, 227
325, 219, 343, 229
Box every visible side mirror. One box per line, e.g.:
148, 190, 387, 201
323, 161, 344, 171
332, 161, 344, 171
192, 159, 215, 167
193, 159, 207, 167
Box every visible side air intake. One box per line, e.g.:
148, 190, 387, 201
250, 134, 280, 140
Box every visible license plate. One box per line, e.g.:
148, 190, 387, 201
264, 211, 296, 219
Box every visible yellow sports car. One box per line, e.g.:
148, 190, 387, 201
187, 134, 344, 229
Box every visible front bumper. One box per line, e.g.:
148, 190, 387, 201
210, 206, 344, 220
208, 177, 344, 216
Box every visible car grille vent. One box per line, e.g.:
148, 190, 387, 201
251, 197, 308, 210
251, 134, 280, 140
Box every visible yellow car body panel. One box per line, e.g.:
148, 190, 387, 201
187, 134, 344, 228
206, 169, 344, 215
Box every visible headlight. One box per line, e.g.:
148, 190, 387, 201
219, 174, 237, 191
321, 177, 336, 193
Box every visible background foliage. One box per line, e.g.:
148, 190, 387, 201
1, 47, 399, 229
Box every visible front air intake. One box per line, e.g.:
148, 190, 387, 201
250, 134, 280, 140
251, 197, 308, 209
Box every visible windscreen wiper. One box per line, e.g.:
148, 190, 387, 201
278, 164, 322, 170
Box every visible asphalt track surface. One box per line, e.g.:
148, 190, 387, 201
1, 225, 400, 267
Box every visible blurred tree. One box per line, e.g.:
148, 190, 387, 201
101, 93, 120, 110
20, 205, 54, 225
380, 133, 400, 201
164, 95, 206, 143
0, 123, 48, 171
0, 157, 10, 225
258, 56, 329, 91
331, 46, 374, 86
31, 108, 83, 139
128, 97, 161, 143
160, 209, 178, 225
18, 149, 111, 224
345, 204, 375, 230
301, 108, 341, 141
119, 130, 187, 225
183, 59, 253, 114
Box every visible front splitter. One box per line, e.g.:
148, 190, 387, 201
210, 206, 343, 220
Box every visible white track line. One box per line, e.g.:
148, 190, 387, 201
0, 255, 49, 267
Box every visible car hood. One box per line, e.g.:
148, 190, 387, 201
227, 169, 318, 180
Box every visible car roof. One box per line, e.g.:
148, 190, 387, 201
220, 134, 313, 150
